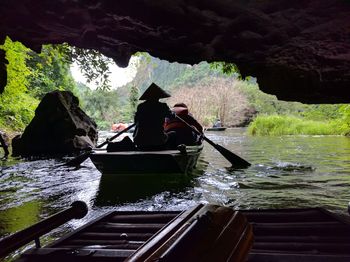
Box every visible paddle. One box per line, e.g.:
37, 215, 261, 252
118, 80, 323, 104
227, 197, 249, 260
65, 123, 136, 166
175, 116, 251, 168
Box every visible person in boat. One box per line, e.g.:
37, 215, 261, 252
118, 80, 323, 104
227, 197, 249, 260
164, 103, 203, 146
213, 119, 222, 128
133, 83, 173, 150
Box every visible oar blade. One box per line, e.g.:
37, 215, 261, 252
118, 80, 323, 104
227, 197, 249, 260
212, 143, 251, 168
65, 151, 91, 166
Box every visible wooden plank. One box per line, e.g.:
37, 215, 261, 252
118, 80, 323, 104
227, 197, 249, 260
204, 212, 252, 262
252, 242, 350, 253
47, 211, 116, 248
156, 205, 234, 261
77, 232, 154, 241
242, 209, 333, 223
254, 235, 350, 243
252, 222, 350, 236
19, 248, 134, 262
228, 224, 254, 262
127, 204, 204, 262
108, 213, 178, 223
65, 239, 144, 246
248, 252, 350, 262
89, 223, 165, 233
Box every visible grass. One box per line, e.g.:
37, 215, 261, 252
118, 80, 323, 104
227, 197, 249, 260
247, 115, 348, 136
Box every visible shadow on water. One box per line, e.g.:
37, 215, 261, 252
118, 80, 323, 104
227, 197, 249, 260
94, 173, 196, 206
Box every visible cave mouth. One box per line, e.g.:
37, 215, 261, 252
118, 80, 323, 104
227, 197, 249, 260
0, 0, 350, 103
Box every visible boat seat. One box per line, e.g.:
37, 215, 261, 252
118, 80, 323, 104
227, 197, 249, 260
16, 204, 253, 262
127, 204, 254, 262
248, 253, 350, 262
242, 208, 350, 262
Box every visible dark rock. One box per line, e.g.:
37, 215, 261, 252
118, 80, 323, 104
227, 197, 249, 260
1, 1, 350, 103
231, 107, 258, 127
12, 90, 98, 156
0, 49, 8, 94
0, 130, 10, 157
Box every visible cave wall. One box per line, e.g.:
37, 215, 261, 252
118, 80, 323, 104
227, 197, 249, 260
0, 0, 350, 103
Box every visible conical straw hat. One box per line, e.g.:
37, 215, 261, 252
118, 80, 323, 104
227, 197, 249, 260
139, 83, 171, 100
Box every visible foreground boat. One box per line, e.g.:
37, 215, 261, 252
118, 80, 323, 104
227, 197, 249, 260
205, 127, 227, 131
1, 202, 350, 262
90, 144, 203, 174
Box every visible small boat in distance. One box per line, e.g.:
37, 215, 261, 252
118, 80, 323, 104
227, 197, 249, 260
205, 127, 227, 131
205, 119, 226, 131
90, 144, 203, 175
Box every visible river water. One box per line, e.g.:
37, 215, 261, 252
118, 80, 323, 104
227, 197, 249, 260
1, 128, 350, 260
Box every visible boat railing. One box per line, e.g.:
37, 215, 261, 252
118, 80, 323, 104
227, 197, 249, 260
0, 201, 88, 259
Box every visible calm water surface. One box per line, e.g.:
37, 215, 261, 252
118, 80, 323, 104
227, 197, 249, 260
1, 128, 350, 260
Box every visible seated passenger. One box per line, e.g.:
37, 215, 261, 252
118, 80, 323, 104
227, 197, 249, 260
213, 119, 222, 128
164, 103, 203, 146
133, 83, 172, 150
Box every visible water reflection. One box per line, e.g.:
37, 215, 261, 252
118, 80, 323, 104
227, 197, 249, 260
95, 174, 194, 206
1, 128, 350, 260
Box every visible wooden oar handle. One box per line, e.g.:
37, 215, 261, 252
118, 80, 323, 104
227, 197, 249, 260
0, 201, 88, 258
176, 115, 251, 168
175, 116, 202, 135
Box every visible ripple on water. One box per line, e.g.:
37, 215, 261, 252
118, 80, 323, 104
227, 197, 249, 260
1, 129, 350, 261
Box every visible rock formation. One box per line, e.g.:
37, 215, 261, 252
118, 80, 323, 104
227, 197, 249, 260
231, 107, 258, 128
0, 0, 350, 103
12, 90, 98, 156
0, 130, 10, 157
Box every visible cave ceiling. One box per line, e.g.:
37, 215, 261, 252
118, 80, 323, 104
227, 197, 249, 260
1, 0, 350, 103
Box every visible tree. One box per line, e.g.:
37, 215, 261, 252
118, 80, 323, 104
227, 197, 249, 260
168, 77, 249, 127
129, 85, 139, 116
55, 44, 113, 90
27, 45, 77, 99
0, 37, 38, 130
76, 82, 124, 129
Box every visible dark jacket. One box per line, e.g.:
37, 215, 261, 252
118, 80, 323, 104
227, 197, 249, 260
133, 100, 172, 147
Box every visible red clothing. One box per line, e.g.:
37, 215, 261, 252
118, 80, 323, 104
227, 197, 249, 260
164, 107, 203, 146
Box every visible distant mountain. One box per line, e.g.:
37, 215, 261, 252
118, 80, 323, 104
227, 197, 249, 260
116, 54, 228, 96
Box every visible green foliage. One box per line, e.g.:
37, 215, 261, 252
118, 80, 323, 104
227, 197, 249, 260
0, 39, 78, 132
300, 104, 344, 121
131, 54, 228, 93
248, 113, 350, 136
75, 82, 127, 129
1, 39, 348, 137
128, 85, 139, 116
0, 37, 38, 131
236, 81, 309, 116
248, 115, 349, 136
210, 61, 241, 77
56, 44, 112, 90
334, 105, 350, 135
27, 45, 77, 99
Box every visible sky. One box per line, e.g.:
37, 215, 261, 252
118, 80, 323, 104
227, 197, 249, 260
70, 56, 139, 89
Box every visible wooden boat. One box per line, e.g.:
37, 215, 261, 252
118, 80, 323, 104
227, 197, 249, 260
2, 202, 350, 262
205, 127, 227, 131
1, 203, 254, 262
89, 144, 203, 174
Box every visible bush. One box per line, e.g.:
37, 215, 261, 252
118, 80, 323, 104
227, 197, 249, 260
248, 115, 344, 136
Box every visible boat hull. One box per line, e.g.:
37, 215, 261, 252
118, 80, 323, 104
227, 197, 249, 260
15, 205, 350, 262
90, 145, 203, 174
205, 127, 226, 131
